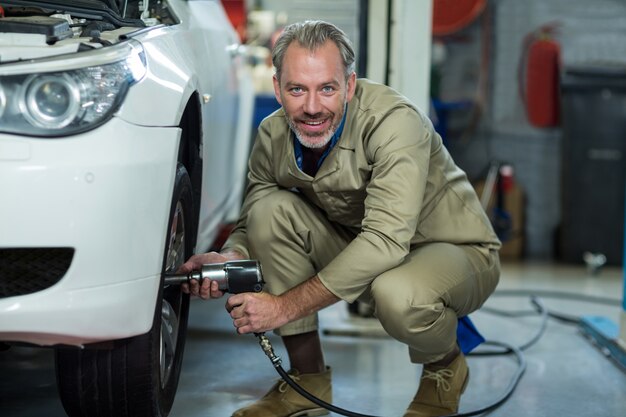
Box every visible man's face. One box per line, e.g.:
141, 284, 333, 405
273, 40, 356, 149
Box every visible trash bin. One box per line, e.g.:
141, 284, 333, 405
559, 64, 626, 265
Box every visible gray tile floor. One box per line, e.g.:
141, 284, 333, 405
1, 261, 625, 417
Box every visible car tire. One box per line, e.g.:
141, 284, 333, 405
55, 163, 194, 417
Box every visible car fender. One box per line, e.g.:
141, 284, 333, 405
116, 26, 202, 127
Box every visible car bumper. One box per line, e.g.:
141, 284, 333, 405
0, 117, 180, 346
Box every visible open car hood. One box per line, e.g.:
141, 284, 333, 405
0, 0, 146, 28
0, 0, 178, 62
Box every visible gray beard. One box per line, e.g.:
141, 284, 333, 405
290, 120, 336, 149
283, 96, 347, 149
285, 112, 339, 149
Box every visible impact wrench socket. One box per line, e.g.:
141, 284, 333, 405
164, 260, 264, 294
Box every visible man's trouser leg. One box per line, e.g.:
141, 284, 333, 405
245, 189, 500, 362
245, 190, 354, 336
366, 243, 500, 363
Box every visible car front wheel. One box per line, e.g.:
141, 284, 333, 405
55, 163, 193, 417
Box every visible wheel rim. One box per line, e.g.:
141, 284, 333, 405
160, 200, 186, 388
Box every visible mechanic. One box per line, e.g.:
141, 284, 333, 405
179, 20, 501, 417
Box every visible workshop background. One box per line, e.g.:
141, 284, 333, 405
239, 0, 626, 263
2, 0, 625, 416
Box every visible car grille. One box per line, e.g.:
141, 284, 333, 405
0, 248, 74, 298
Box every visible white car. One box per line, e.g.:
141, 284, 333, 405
0, 1, 254, 416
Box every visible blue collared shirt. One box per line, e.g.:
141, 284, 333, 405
294, 105, 348, 175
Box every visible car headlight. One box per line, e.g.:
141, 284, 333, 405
0, 40, 146, 137
21, 73, 82, 129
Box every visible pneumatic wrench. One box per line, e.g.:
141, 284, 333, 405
166, 260, 380, 417
166, 260, 384, 417
164, 260, 264, 294
165, 261, 277, 372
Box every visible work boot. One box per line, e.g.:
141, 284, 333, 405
232, 367, 332, 417
403, 352, 469, 417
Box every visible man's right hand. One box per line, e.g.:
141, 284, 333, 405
177, 250, 245, 299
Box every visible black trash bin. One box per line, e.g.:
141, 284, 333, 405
559, 64, 626, 265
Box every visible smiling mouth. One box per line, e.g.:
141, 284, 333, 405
304, 120, 324, 126
300, 118, 329, 131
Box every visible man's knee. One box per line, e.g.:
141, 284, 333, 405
248, 190, 303, 219
371, 278, 446, 341
373, 290, 456, 362
247, 190, 305, 241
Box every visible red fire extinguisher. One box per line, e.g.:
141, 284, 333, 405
518, 23, 561, 128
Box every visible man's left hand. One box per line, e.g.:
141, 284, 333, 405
226, 292, 289, 334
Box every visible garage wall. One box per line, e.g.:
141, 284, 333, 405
443, 0, 626, 259
254, 0, 362, 66
491, 0, 626, 134
247, 0, 626, 260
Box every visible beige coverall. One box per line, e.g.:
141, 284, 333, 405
223, 79, 501, 363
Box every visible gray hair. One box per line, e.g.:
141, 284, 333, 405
272, 20, 356, 83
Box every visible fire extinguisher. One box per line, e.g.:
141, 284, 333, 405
518, 23, 561, 128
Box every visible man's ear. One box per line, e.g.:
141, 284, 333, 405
346, 72, 357, 102
273, 75, 282, 105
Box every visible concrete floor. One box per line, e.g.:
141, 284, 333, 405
1, 261, 625, 417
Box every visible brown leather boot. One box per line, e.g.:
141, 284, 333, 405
232, 367, 332, 417
403, 352, 469, 417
